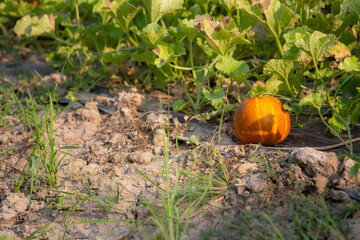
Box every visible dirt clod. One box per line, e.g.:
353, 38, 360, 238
291, 147, 339, 178
126, 151, 154, 165
246, 173, 267, 193
313, 175, 328, 193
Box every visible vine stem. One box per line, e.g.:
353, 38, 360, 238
194, 54, 222, 111
267, 27, 284, 56
313, 58, 353, 154
74, 0, 81, 29
169, 64, 203, 71
124, 31, 139, 48
189, 38, 196, 81
318, 109, 349, 149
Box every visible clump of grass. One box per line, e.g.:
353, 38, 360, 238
12, 79, 78, 193
130, 115, 230, 240
201, 195, 353, 240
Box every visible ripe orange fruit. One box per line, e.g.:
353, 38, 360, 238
233, 96, 290, 145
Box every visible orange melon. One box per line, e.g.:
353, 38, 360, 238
233, 96, 290, 145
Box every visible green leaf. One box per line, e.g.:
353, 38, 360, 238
66, 91, 76, 102
264, 59, 294, 81
131, 51, 157, 64
304, 62, 340, 83
202, 87, 225, 109
167, 25, 187, 42
196, 37, 216, 57
144, 0, 184, 23
329, 41, 351, 60
102, 51, 129, 65
149, 64, 174, 88
153, 42, 185, 67
194, 15, 249, 56
264, 59, 296, 95
339, 56, 360, 74
350, 163, 360, 178
305, 12, 341, 34
283, 26, 310, 44
264, 0, 297, 39
0, 0, 36, 18
328, 113, 347, 135
14, 14, 55, 37
110, 0, 140, 31
340, 0, 360, 18
284, 102, 303, 114
93, 0, 112, 23
299, 93, 326, 110
215, 55, 249, 76
179, 18, 197, 41
132, 23, 167, 46
265, 75, 288, 95
294, 31, 336, 63
251, 82, 266, 96
172, 99, 186, 112
237, 0, 297, 39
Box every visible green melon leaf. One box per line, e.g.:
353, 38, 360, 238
110, 0, 140, 31
202, 87, 225, 109
339, 56, 360, 74
299, 93, 326, 110
14, 14, 55, 37
194, 15, 249, 56
132, 23, 167, 46
144, 0, 184, 23
153, 42, 186, 67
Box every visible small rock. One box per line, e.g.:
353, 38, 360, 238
120, 106, 133, 118
237, 162, 258, 176
246, 173, 267, 193
112, 166, 124, 177
68, 223, 92, 239
224, 190, 239, 206
330, 190, 351, 202
291, 147, 339, 178
77, 108, 102, 124
0, 134, 9, 144
292, 165, 307, 181
108, 133, 125, 145
243, 190, 250, 198
118, 91, 144, 108
85, 101, 99, 111
233, 178, 247, 195
336, 158, 360, 188
126, 151, 154, 165
313, 175, 328, 193
30, 201, 46, 211
0, 208, 17, 220
234, 146, 246, 157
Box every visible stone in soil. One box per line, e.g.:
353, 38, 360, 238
291, 147, 339, 178
246, 173, 267, 193
126, 151, 154, 165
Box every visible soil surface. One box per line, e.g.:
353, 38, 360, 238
0, 55, 360, 239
